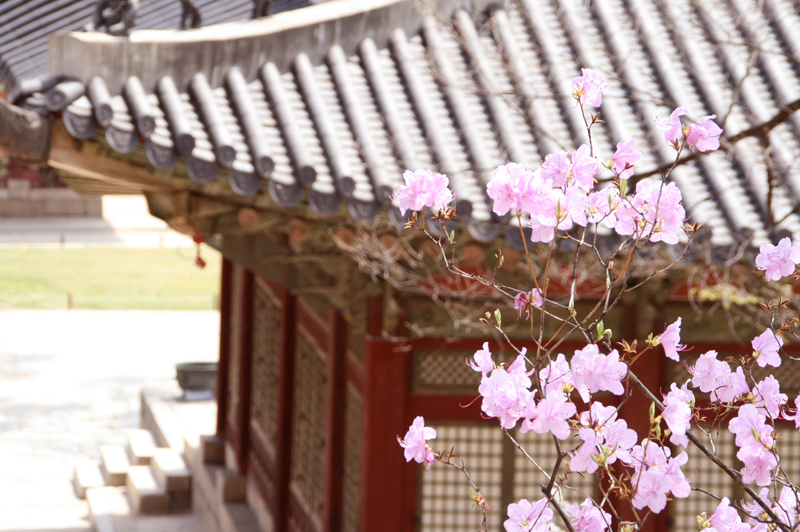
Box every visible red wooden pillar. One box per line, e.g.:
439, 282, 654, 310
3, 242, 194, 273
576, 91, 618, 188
274, 282, 297, 531
323, 311, 347, 532
216, 257, 233, 436
234, 269, 255, 473
359, 339, 415, 532
616, 301, 669, 532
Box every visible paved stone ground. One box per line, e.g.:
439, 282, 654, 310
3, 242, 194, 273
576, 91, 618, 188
0, 310, 220, 531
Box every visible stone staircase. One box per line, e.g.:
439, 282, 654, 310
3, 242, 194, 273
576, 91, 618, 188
72, 428, 196, 531
71, 388, 262, 532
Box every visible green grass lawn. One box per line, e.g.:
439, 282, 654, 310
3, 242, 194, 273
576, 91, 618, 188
0, 247, 221, 310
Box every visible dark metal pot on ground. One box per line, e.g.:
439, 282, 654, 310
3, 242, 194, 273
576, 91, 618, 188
175, 362, 218, 396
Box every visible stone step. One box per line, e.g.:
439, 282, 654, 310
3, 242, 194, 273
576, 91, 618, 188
126, 429, 158, 466
100, 444, 130, 487
151, 448, 191, 494
86, 486, 129, 532
126, 465, 168, 514
87, 485, 203, 532
72, 461, 105, 499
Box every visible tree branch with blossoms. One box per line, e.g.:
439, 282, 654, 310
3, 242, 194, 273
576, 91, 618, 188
385, 66, 800, 532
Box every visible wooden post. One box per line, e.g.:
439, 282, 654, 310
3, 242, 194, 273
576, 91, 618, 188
323, 310, 347, 532
616, 301, 668, 532
359, 339, 414, 532
234, 268, 255, 474
273, 283, 296, 532
216, 257, 232, 436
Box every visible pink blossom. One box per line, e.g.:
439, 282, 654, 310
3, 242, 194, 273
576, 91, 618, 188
521, 391, 576, 440
571, 403, 636, 472
729, 404, 770, 449
783, 394, 800, 429
773, 486, 799, 528
571, 145, 598, 190
637, 179, 686, 244
580, 401, 620, 428
753, 375, 787, 419
526, 174, 570, 243
739, 440, 777, 486
614, 178, 685, 244
398, 416, 437, 470
572, 69, 607, 108
505, 498, 553, 532
730, 406, 776, 486
568, 498, 611, 532
570, 428, 606, 473
686, 115, 723, 152
571, 345, 627, 401
515, 289, 543, 319
601, 417, 638, 464
539, 353, 573, 395
690, 350, 728, 393
717, 367, 750, 403
755, 237, 800, 282
566, 183, 589, 227
659, 317, 688, 361
690, 352, 748, 403
625, 441, 690, 513
393, 169, 454, 215
467, 342, 494, 376
487, 163, 538, 216
662, 381, 694, 447
478, 359, 533, 429
654, 107, 689, 145
708, 497, 751, 532
541, 152, 571, 188
751, 329, 783, 368
586, 188, 619, 228
611, 139, 642, 181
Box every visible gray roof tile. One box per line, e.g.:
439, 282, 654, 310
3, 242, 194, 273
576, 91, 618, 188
10, 0, 800, 245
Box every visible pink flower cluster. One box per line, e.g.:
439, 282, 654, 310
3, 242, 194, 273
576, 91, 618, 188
572, 69, 607, 108
398, 416, 437, 471
661, 381, 694, 447
541, 145, 598, 189
505, 497, 552, 532
654, 107, 723, 152
570, 403, 637, 474
755, 237, 800, 281
393, 169, 454, 215
568, 499, 611, 532
623, 440, 691, 513
745, 487, 799, 532
729, 405, 777, 486
700, 497, 751, 532
472, 345, 627, 440
690, 350, 750, 403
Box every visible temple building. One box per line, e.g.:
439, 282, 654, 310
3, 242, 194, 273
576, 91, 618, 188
2, 0, 800, 531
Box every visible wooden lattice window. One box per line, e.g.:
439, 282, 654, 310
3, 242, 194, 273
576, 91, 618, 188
291, 327, 329, 521
342, 383, 363, 532
250, 279, 282, 449
412, 348, 518, 395
418, 423, 505, 532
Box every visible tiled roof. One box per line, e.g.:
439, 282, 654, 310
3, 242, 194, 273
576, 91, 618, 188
0, 0, 310, 98
13, 0, 800, 246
